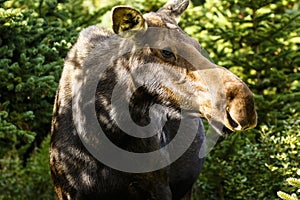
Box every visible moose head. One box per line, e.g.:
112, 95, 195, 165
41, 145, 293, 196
107, 0, 257, 136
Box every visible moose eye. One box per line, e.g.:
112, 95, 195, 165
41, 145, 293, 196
161, 48, 175, 59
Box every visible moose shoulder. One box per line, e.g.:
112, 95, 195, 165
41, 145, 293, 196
50, 0, 257, 199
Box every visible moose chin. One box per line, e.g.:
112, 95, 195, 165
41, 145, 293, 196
50, 0, 257, 199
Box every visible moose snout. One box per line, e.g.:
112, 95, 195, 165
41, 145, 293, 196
185, 65, 257, 135
223, 72, 257, 132
225, 97, 257, 132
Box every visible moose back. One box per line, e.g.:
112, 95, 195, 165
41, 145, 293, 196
50, 0, 257, 199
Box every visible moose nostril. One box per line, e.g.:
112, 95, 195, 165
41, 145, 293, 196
226, 110, 239, 129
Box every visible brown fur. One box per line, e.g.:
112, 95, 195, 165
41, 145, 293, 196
50, 1, 257, 199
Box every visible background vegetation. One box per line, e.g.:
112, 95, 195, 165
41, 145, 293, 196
0, 0, 299, 199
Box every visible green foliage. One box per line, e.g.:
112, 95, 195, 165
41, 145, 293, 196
0, 0, 114, 199
278, 170, 300, 200
0, 136, 55, 200
192, 114, 300, 199
0, 6, 66, 159
183, 0, 300, 199
0, 2, 74, 199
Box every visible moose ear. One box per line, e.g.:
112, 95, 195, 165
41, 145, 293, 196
112, 6, 147, 37
158, 0, 190, 23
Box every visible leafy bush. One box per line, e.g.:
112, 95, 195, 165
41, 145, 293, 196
0, 3, 72, 199
0, 0, 113, 198
192, 114, 299, 199
0, 136, 55, 200
0, 6, 68, 158
182, 0, 300, 199
277, 170, 300, 200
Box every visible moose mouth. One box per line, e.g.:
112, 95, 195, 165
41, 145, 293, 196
209, 119, 234, 136
221, 126, 234, 136
210, 123, 234, 136
220, 110, 238, 136
188, 110, 235, 136
211, 109, 241, 136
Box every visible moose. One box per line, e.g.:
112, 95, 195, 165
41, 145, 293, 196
50, 0, 257, 199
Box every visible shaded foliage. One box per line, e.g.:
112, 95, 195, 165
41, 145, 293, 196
0, 0, 113, 199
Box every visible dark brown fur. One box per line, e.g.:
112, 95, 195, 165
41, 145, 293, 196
50, 1, 256, 199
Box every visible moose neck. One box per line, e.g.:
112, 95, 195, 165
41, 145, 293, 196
95, 65, 179, 153
129, 86, 158, 127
